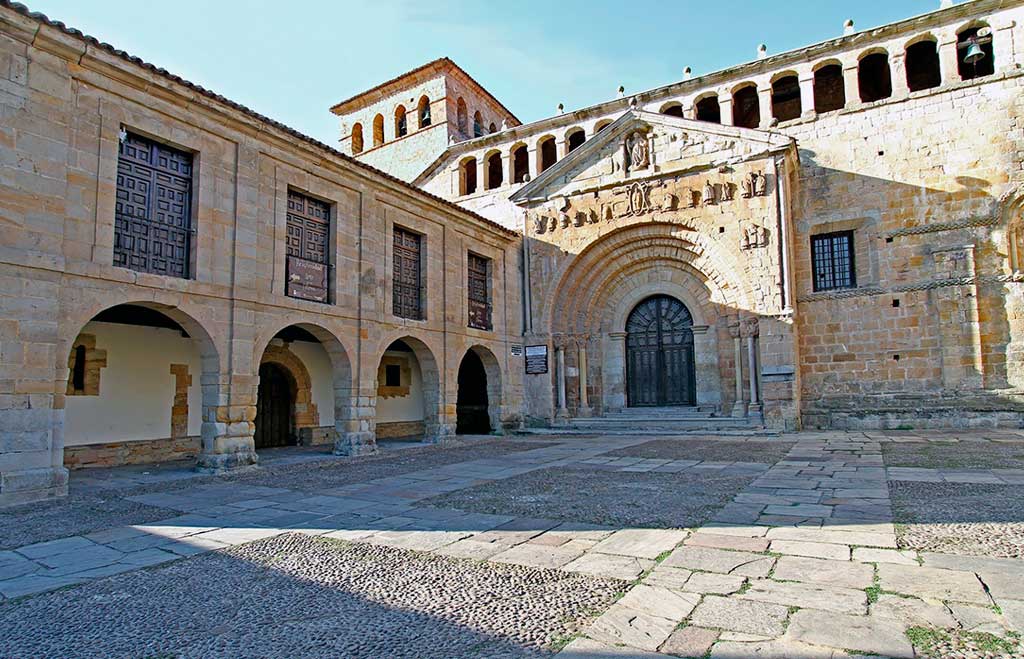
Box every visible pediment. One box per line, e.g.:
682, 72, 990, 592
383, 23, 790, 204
509, 109, 794, 205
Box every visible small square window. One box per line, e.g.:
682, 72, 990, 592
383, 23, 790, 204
385, 364, 401, 387
810, 230, 857, 292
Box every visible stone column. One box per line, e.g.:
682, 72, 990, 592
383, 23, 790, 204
555, 345, 569, 421
758, 86, 773, 128
719, 93, 734, 126
476, 158, 486, 192
938, 37, 960, 86
843, 62, 861, 108
743, 318, 762, 416
196, 376, 260, 473
890, 53, 910, 99
729, 319, 747, 417
577, 338, 592, 417
605, 332, 628, 412
798, 74, 815, 118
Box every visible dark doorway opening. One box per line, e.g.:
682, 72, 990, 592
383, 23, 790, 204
456, 350, 490, 434
255, 362, 295, 449
626, 295, 696, 407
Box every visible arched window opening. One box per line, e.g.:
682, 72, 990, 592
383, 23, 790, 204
418, 96, 431, 128
859, 53, 893, 103
395, 105, 407, 138
512, 145, 529, 184
695, 95, 721, 123
906, 40, 941, 92
732, 85, 760, 129
456, 98, 468, 135
460, 158, 477, 195
473, 111, 483, 138
538, 136, 557, 172
566, 129, 585, 153
372, 113, 384, 147
661, 103, 684, 117
351, 123, 364, 154
485, 152, 503, 190
813, 64, 845, 113
594, 120, 613, 133
489, 122, 497, 133
771, 74, 801, 122
957, 25, 995, 80
1010, 221, 1024, 273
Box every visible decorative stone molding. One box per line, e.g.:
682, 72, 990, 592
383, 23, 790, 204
884, 215, 998, 239
66, 334, 107, 396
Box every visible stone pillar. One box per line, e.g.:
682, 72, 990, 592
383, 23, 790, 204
938, 37, 960, 86
890, 53, 910, 99
692, 326, 721, 409
992, 22, 1016, 74
577, 339, 592, 417
527, 147, 538, 181
798, 74, 815, 118
719, 93, 734, 126
334, 376, 377, 456
556, 139, 568, 159
555, 345, 569, 421
729, 320, 747, 417
843, 62, 861, 108
196, 376, 259, 473
743, 318, 762, 416
476, 158, 486, 192
604, 332, 628, 412
758, 85, 773, 128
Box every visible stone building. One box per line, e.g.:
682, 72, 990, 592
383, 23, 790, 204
2, 0, 1024, 507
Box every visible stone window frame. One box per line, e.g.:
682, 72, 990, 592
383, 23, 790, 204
460, 239, 504, 335
377, 354, 411, 398
806, 217, 877, 293
810, 230, 857, 291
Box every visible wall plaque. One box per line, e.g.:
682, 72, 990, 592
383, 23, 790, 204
287, 256, 328, 303
525, 345, 548, 374
510, 344, 524, 357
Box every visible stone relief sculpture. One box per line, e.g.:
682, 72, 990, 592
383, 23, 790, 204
624, 130, 649, 172
741, 222, 769, 249
753, 170, 768, 196
702, 180, 716, 206
722, 182, 735, 201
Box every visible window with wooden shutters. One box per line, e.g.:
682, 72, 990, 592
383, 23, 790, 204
811, 230, 856, 292
467, 253, 491, 330
285, 190, 331, 303
393, 227, 422, 319
114, 132, 193, 278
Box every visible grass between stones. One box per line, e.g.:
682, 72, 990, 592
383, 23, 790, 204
906, 626, 1022, 657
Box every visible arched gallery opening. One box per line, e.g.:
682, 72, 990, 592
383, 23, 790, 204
456, 345, 503, 434
254, 325, 339, 450
625, 295, 696, 407
63, 303, 217, 469
375, 338, 438, 441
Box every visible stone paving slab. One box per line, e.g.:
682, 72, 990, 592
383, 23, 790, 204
876, 563, 991, 604
787, 609, 914, 658
769, 539, 850, 560
585, 603, 678, 651
689, 595, 789, 636
740, 578, 867, 614
591, 529, 688, 560
562, 552, 652, 581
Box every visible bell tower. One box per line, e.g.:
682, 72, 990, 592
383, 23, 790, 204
330, 58, 520, 182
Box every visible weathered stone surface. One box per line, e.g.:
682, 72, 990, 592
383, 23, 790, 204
563, 552, 653, 581
869, 593, 957, 628
769, 539, 849, 560
787, 609, 914, 658
709, 639, 846, 659
643, 564, 693, 590
740, 578, 867, 614
616, 584, 700, 621
592, 529, 688, 560
687, 532, 770, 553
851, 547, 918, 565
660, 626, 719, 658
662, 546, 772, 576
560, 637, 666, 658
689, 596, 789, 637
876, 563, 990, 604
771, 555, 873, 589
681, 572, 746, 595
586, 603, 678, 651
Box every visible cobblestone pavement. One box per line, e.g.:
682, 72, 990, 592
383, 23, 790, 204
1, 431, 1023, 658
604, 438, 795, 463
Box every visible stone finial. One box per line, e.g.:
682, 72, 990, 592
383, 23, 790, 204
629, 95, 639, 109
844, 19, 854, 35
757, 44, 767, 60
617, 85, 625, 98
557, 103, 564, 114
684, 67, 692, 80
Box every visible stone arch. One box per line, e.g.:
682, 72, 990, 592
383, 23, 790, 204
251, 320, 359, 454
544, 222, 752, 336
258, 342, 319, 439
456, 97, 468, 134
594, 119, 614, 133
956, 20, 995, 80
565, 127, 586, 153
457, 345, 504, 433
372, 333, 447, 442
770, 71, 801, 122
537, 135, 557, 172
659, 101, 684, 117
394, 104, 408, 138
999, 187, 1024, 273
510, 142, 529, 184
351, 122, 364, 154
372, 113, 384, 147
731, 83, 760, 128
694, 93, 721, 123
460, 155, 478, 195
905, 35, 941, 92
812, 61, 845, 113
473, 110, 484, 137
60, 299, 228, 469
417, 95, 431, 128
858, 49, 893, 102
484, 148, 503, 190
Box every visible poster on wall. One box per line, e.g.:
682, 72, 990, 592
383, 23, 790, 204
525, 345, 548, 374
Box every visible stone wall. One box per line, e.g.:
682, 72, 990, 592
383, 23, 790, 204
0, 6, 523, 506
64, 437, 201, 470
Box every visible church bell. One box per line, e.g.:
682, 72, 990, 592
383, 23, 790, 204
963, 41, 986, 64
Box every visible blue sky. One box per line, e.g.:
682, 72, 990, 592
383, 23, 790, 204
30, 0, 939, 143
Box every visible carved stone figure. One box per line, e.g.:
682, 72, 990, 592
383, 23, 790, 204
548, 216, 557, 233
721, 182, 735, 202
574, 212, 586, 227
624, 130, 649, 172
616, 181, 651, 216
741, 316, 760, 338
560, 213, 570, 228
533, 216, 546, 234
741, 176, 754, 198
741, 222, 769, 249
702, 180, 716, 206
753, 171, 768, 196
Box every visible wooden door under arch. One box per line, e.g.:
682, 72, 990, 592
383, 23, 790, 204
254, 362, 295, 449
626, 295, 696, 407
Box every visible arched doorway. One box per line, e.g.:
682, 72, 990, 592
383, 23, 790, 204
626, 295, 696, 407
254, 362, 295, 449
456, 350, 490, 434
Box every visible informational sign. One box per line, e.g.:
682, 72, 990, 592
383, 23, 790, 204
510, 344, 524, 357
525, 344, 548, 374
286, 256, 328, 303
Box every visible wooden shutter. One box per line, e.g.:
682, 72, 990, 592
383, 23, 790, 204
285, 190, 330, 303
393, 227, 422, 319
114, 132, 193, 278
467, 253, 491, 330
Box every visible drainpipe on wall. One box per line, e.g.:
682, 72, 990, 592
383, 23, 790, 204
522, 209, 534, 334
773, 154, 794, 313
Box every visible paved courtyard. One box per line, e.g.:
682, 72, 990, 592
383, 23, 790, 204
1, 431, 1024, 658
